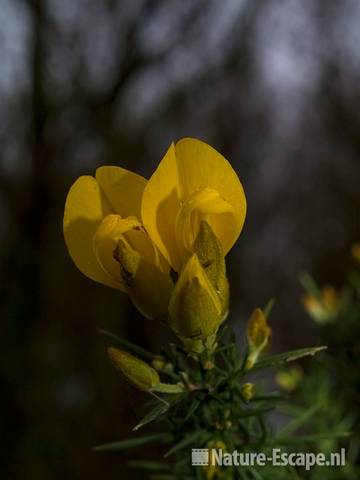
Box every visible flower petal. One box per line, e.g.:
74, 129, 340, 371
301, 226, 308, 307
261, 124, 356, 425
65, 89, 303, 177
93, 214, 173, 319
142, 139, 246, 271
93, 214, 136, 284
141, 142, 183, 269
63, 175, 122, 290
174, 138, 246, 253
96, 166, 147, 219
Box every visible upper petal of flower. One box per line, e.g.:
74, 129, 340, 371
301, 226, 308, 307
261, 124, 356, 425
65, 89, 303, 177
96, 166, 147, 219
142, 138, 247, 271
63, 175, 122, 290
63, 166, 148, 290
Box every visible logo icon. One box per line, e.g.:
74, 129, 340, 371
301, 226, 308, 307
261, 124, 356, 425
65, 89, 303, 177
192, 448, 209, 466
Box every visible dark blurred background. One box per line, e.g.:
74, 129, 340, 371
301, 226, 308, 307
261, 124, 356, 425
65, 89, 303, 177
1, 0, 360, 478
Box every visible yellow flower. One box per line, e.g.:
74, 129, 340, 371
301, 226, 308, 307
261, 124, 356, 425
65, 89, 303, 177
108, 347, 160, 391
169, 254, 224, 350
204, 441, 226, 480
245, 308, 272, 369
351, 243, 360, 263
63, 166, 173, 320
63, 139, 246, 329
303, 285, 342, 324
141, 138, 247, 272
276, 366, 303, 392
240, 382, 255, 401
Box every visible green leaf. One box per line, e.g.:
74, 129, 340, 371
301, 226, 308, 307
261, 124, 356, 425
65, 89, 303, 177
348, 270, 360, 294
97, 328, 153, 360
263, 298, 275, 317
215, 342, 236, 354
300, 273, 322, 297
128, 460, 172, 472
183, 394, 205, 422
251, 394, 288, 403
237, 467, 250, 479
149, 475, 194, 480
133, 402, 170, 431
276, 403, 320, 437
250, 468, 265, 480
250, 346, 327, 372
164, 430, 208, 458
216, 324, 229, 341
237, 406, 275, 418
275, 432, 351, 445
152, 383, 185, 394
93, 433, 172, 452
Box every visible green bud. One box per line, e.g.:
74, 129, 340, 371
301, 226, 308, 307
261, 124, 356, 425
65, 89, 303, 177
151, 356, 175, 376
151, 355, 167, 371
240, 382, 255, 401
276, 367, 303, 392
169, 254, 223, 347
194, 220, 229, 317
181, 332, 217, 354
114, 238, 173, 321
108, 347, 160, 391
245, 308, 272, 370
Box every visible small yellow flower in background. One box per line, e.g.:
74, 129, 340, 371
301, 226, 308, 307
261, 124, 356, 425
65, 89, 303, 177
63, 166, 173, 320
302, 285, 343, 324
351, 243, 360, 263
245, 308, 272, 370
141, 138, 246, 273
276, 366, 303, 392
108, 347, 160, 391
240, 382, 255, 401
204, 441, 227, 480
151, 355, 174, 375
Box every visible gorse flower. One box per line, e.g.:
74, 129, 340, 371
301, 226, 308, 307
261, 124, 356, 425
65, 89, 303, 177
63, 138, 246, 349
142, 138, 247, 273
64, 139, 331, 478
240, 382, 255, 401
276, 366, 303, 392
63, 166, 173, 320
204, 441, 227, 480
302, 285, 343, 324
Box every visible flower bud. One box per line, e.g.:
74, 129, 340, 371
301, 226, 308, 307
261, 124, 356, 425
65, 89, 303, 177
108, 347, 160, 391
276, 366, 303, 392
194, 220, 229, 317
151, 355, 167, 371
245, 308, 272, 369
169, 254, 223, 347
180, 333, 218, 354
151, 356, 174, 375
240, 382, 255, 401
